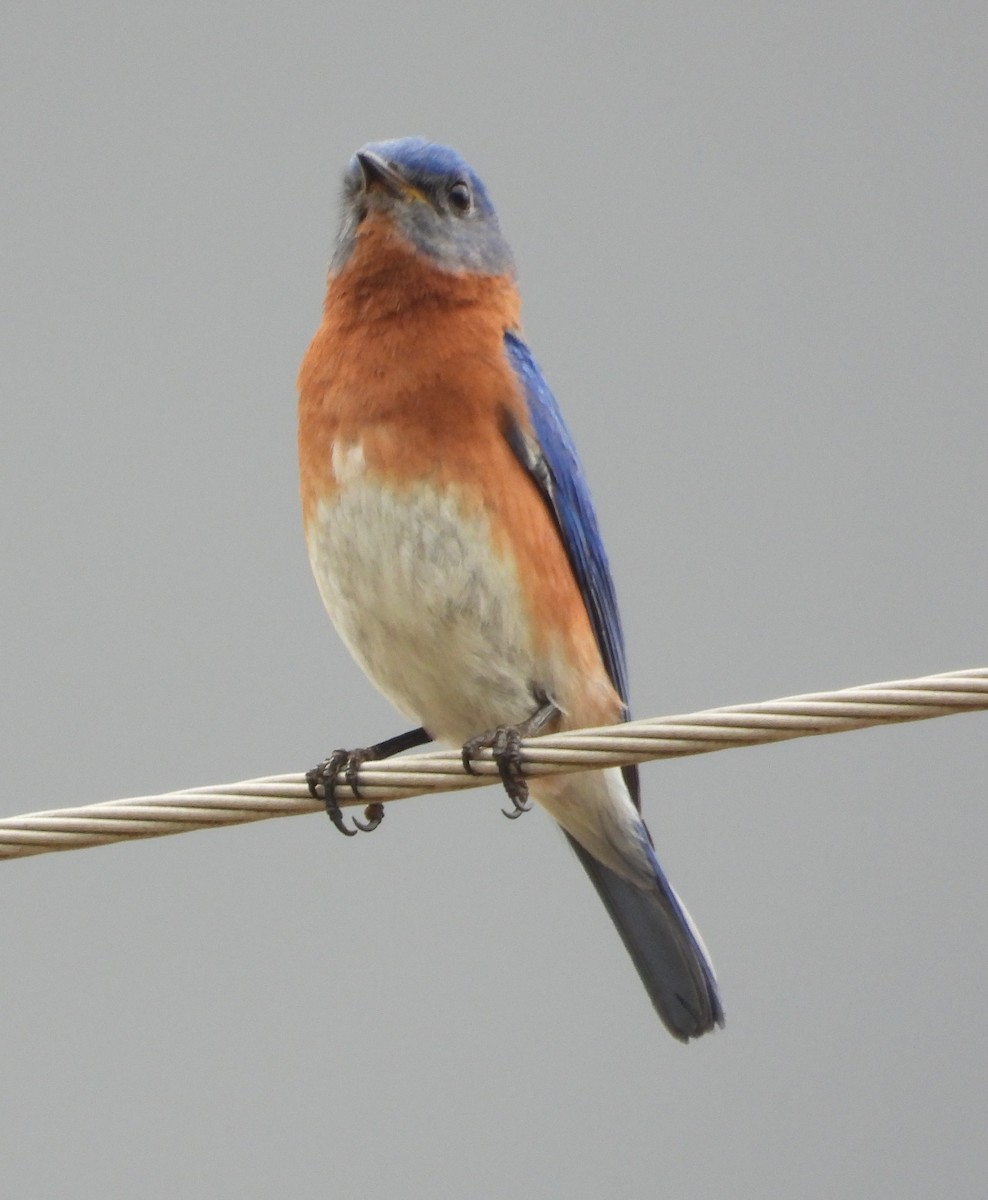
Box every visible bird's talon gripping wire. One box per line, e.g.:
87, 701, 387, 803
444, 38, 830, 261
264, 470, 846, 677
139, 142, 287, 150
306, 728, 431, 838
463, 725, 531, 817
306, 749, 373, 837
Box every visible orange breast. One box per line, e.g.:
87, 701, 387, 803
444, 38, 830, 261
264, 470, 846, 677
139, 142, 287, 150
297, 216, 621, 729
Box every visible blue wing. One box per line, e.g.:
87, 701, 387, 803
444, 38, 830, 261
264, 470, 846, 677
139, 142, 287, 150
503, 332, 723, 1038
502, 330, 639, 807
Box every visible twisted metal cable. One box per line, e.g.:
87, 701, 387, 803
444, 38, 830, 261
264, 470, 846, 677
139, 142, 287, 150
2, 666, 985, 860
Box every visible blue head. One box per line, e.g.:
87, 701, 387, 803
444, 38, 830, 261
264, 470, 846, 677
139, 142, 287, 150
331, 138, 514, 276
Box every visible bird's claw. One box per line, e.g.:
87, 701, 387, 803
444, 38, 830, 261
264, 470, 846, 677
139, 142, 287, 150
306, 748, 384, 837
501, 795, 531, 819
462, 726, 531, 818
352, 801, 385, 832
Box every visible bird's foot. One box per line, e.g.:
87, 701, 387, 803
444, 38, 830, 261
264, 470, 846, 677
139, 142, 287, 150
306, 748, 385, 837
462, 726, 530, 817
306, 726, 431, 837
461, 694, 559, 820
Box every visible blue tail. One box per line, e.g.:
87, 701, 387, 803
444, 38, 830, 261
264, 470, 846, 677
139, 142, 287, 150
565, 832, 724, 1040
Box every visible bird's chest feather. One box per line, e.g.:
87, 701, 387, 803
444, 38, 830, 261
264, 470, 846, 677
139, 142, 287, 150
298, 262, 613, 740
306, 469, 542, 743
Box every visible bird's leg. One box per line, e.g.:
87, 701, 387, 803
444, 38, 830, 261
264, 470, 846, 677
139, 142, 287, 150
461, 692, 559, 819
306, 726, 432, 836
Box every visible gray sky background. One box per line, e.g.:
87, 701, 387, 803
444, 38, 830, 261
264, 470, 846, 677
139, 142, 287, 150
2, 3, 986, 1197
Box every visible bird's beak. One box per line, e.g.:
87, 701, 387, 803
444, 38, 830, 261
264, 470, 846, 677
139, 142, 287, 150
356, 150, 426, 202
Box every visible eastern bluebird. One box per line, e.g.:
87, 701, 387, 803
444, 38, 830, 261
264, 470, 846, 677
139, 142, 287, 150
298, 138, 723, 1040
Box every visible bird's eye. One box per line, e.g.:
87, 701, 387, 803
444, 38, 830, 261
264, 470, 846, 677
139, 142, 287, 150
447, 180, 472, 213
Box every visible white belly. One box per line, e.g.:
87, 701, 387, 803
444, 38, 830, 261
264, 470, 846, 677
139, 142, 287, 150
307, 478, 545, 744
308, 470, 653, 887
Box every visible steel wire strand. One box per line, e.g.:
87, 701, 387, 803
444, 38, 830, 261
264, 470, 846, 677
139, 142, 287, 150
2, 667, 985, 860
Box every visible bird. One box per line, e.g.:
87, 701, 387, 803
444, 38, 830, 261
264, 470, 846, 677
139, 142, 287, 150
297, 137, 723, 1040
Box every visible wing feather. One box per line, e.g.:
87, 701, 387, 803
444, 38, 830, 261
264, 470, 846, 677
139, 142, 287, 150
502, 330, 640, 808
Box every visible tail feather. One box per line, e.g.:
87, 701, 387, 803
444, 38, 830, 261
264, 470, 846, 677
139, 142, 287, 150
565, 831, 724, 1041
